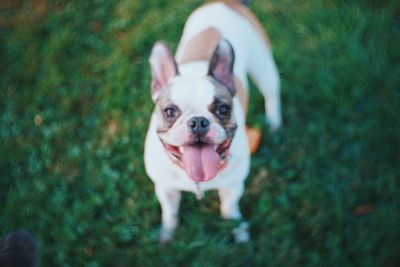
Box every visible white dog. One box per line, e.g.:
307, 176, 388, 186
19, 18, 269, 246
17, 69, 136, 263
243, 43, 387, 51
144, 0, 281, 243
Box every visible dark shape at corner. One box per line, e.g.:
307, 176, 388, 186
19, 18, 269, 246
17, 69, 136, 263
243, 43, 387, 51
0, 229, 38, 267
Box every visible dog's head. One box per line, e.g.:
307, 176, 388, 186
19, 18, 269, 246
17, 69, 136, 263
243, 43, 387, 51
149, 40, 238, 182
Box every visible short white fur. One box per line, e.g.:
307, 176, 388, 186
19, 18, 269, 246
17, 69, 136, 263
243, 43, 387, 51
145, 1, 282, 243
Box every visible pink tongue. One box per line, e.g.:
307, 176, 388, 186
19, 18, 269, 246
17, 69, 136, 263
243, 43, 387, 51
182, 144, 220, 182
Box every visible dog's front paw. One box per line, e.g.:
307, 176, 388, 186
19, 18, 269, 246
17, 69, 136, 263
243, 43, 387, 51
232, 222, 250, 243
159, 226, 176, 244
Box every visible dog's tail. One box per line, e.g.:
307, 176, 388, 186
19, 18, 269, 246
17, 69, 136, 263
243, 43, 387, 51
0, 229, 38, 267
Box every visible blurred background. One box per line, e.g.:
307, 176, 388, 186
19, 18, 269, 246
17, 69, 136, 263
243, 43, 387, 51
0, 0, 399, 266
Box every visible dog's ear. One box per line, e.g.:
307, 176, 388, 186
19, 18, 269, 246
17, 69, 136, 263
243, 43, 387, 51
149, 41, 179, 102
208, 40, 236, 96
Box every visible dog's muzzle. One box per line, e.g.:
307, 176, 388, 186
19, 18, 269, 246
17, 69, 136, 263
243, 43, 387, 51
159, 121, 235, 182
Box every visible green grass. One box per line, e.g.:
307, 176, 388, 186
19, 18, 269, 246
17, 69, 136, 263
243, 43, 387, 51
1, 0, 399, 266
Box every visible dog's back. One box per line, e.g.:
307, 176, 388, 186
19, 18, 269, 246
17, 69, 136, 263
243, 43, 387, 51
176, 1, 270, 82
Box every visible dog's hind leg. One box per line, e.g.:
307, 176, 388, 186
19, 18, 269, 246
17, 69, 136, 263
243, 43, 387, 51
248, 40, 282, 132
218, 183, 250, 242
155, 186, 181, 243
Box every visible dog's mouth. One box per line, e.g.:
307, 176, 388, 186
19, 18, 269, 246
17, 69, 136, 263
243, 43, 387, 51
161, 138, 233, 182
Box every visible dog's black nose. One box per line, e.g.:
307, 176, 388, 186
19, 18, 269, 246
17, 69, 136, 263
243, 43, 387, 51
188, 116, 210, 134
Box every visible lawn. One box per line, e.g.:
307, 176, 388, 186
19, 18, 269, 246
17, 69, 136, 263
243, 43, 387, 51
1, 0, 399, 266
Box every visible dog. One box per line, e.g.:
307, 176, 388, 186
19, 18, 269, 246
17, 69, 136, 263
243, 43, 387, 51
144, 0, 281, 243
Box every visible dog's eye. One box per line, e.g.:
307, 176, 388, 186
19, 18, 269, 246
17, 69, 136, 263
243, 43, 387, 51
216, 104, 231, 118
164, 107, 177, 119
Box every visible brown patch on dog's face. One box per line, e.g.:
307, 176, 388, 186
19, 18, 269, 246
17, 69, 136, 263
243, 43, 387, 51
208, 79, 237, 138
154, 86, 181, 134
